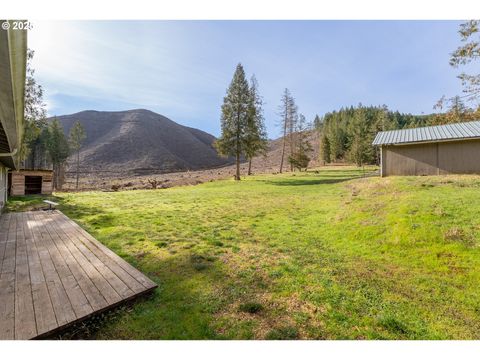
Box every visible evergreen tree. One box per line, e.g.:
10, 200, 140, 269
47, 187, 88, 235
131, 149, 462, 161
245, 75, 268, 175
321, 133, 331, 164
215, 63, 250, 180
20, 49, 48, 169
69, 121, 87, 190
46, 117, 70, 190
328, 119, 346, 161
313, 114, 323, 130
347, 106, 373, 167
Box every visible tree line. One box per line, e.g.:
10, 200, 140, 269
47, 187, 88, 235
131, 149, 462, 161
316, 105, 434, 166
21, 49, 86, 190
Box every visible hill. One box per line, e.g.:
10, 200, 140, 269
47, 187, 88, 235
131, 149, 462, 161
55, 109, 233, 175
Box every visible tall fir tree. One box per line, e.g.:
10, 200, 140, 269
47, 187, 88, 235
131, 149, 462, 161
215, 63, 251, 180
321, 133, 331, 164
245, 75, 268, 175
348, 106, 372, 167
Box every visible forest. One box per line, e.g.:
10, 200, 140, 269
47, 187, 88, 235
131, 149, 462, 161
316, 99, 480, 166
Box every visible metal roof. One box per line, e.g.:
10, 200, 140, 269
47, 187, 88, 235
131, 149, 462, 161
372, 120, 480, 146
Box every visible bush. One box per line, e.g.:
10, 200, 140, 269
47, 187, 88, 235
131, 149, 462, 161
111, 184, 121, 191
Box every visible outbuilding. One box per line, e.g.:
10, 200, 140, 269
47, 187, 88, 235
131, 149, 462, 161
373, 120, 480, 177
8, 169, 54, 196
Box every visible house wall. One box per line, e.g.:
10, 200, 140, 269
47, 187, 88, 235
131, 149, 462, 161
0, 164, 8, 211
10, 170, 54, 196
381, 139, 480, 176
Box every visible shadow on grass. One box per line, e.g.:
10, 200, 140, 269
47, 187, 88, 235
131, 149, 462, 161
48, 252, 228, 339
262, 169, 379, 187
263, 175, 363, 187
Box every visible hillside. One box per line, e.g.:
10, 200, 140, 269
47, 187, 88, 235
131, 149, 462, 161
55, 109, 233, 175
59, 128, 321, 190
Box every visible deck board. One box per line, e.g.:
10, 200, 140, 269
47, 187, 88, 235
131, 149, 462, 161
0, 210, 157, 339
23, 213, 58, 336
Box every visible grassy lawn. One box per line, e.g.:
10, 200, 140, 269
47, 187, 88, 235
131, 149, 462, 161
7, 167, 480, 339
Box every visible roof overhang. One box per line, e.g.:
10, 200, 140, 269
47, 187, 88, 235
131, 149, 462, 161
0, 20, 27, 169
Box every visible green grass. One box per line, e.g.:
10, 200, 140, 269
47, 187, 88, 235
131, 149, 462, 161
8, 167, 480, 339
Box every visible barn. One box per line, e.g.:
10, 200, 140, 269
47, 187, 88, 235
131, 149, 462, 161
373, 120, 480, 177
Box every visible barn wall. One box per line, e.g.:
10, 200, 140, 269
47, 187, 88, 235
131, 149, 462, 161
382, 139, 480, 176
437, 141, 480, 174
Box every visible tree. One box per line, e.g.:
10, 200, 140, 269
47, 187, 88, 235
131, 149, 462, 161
245, 75, 268, 175
432, 95, 480, 124
319, 104, 431, 166
313, 114, 323, 130
69, 121, 86, 190
321, 133, 331, 164
348, 106, 373, 167
277, 88, 297, 173
215, 63, 251, 180
288, 114, 313, 171
46, 118, 70, 190
450, 20, 480, 103
19, 49, 48, 169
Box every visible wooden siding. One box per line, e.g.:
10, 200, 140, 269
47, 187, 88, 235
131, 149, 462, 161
381, 139, 480, 176
10, 170, 53, 196
0, 210, 157, 339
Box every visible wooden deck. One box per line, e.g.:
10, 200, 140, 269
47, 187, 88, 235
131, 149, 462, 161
0, 210, 157, 339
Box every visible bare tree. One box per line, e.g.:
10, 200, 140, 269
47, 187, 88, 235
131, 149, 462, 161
69, 121, 86, 190
277, 89, 297, 173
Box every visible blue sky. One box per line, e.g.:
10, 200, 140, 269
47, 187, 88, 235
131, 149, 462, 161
29, 20, 465, 137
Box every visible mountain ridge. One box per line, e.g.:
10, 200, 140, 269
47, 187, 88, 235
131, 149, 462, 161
54, 109, 233, 175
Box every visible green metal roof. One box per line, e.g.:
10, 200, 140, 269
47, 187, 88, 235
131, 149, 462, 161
373, 120, 480, 146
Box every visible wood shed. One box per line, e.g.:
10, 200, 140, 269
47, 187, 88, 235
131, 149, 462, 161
373, 120, 480, 177
9, 169, 54, 196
